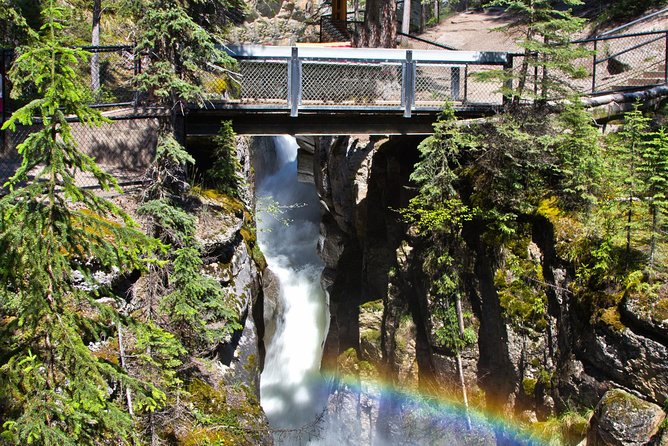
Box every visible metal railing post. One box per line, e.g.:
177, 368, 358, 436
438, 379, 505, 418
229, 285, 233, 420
402, 49, 415, 118
288, 47, 302, 117
592, 39, 598, 93
451, 66, 461, 101
502, 54, 514, 106
133, 44, 141, 106
665, 32, 668, 83
463, 65, 468, 103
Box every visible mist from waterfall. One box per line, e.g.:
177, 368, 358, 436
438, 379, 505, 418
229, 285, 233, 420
258, 136, 329, 443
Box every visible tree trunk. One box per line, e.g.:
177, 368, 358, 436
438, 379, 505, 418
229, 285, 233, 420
455, 295, 472, 430
434, 0, 439, 23
91, 0, 101, 95
401, 0, 411, 45
116, 321, 134, 418
650, 204, 657, 270
420, 3, 426, 33
355, 0, 397, 48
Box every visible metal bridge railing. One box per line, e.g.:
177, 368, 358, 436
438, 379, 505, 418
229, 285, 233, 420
0, 45, 138, 117
580, 30, 668, 94
202, 45, 511, 116
0, 32, 666, 122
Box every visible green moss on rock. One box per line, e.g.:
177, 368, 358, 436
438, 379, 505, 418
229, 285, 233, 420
522, 377, 537, 397
599, 306, 626, 332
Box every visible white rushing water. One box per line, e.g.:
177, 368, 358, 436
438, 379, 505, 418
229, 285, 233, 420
258, 136, 329, 441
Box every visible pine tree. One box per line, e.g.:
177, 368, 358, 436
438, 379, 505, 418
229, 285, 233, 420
484, 0, 589, 104
612, 104, 651, 258
0, 3, 163, 444
639, 127, 668, 269
552, 101, 603, 210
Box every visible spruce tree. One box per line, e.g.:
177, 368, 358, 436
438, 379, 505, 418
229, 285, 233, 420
484, 0, 589, 104
401, 103, 476, 429
611, 104, 651, 258
128, 2, 244, 441
639, 128, 668, 269
552, 101, 603, 210
0, 3, 162, 444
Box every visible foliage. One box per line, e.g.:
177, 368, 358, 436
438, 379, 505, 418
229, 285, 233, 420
533, 407, 592, 446
133, 0, 236, 109
404, 99, 608, 336
0, 3, 163, 444
494, 234, 548, 332
639, 127, 668, 269
551, 101, 603, 210
203, 120, 244, 198
401, 103, 476, 233
0, 0, 34, 46
137, 139, 242, 353
433, 303, 477, 353
481, 0, 589, 103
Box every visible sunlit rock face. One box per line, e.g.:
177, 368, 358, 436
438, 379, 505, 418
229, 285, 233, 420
587, 389, 666, 446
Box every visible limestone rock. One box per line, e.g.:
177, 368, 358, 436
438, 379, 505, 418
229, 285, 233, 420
318, 218, 346, 269
359, 300, 383, 364
557, 356, 610, 410
580, 318, 668, 405
262, 267, 282, 346
621, 289, 668, 344
587, 389, 666, 446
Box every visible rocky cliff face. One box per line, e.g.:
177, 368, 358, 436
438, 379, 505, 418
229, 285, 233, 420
300, 135, 668, 445
228, 0, 323, 45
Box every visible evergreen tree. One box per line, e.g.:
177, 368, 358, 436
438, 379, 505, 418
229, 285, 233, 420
401, 103, 476, 429
552, 101, 603, 210
0, 3, 162, 444
484, 0, 589, 104
611, 104, 651, 257
0, 0, 33, 46
203, 120, 243, 197
133, 0, 235, 116
129, 0, 244, 432
639, 128, 668, 269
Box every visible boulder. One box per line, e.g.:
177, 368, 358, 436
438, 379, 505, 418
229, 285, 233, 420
587, 389, 666, 446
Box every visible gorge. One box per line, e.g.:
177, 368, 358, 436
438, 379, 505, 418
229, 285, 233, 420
249, 129, 668, 445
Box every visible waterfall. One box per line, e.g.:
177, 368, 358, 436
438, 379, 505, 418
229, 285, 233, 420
258, 136, 329, 442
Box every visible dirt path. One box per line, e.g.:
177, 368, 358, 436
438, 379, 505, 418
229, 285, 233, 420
417, 10, 522, 51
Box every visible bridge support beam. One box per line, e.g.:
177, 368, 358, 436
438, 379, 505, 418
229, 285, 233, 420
288, 47, 302, 118
402, 50, 416, 118
186, 111, 442, 136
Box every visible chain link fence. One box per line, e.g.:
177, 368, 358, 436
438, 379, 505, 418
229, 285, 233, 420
0, 46, 156, 192
587, 30, 667, 94
302, 61, 403, 106
506, 30, 668, 98
0, 117, 161, 191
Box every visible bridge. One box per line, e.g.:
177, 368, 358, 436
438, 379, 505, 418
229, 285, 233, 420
188, 45, 508, 135
1, 28, 668, 137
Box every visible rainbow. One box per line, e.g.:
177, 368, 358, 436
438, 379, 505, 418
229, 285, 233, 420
313, 370, 551, 446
